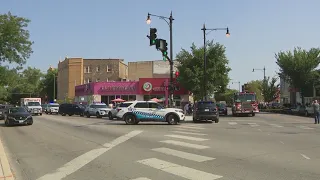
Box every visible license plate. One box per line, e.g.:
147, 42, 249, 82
19, 120, 24, 123
205, 109, 209, 111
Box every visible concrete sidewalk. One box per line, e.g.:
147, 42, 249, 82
0, 137, 14, 180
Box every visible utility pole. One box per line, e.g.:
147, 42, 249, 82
232, 81, 241, 92
53, 73, 56, 101
253, 66, 266, 81
201, 24, 230, 100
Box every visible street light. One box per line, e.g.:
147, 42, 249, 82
201, 24, 230, 101
252, 66, 266, 81
232, 81, 241, 92
146, 12, 175, 107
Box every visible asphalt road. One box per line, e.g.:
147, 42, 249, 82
0, 112, 319, 180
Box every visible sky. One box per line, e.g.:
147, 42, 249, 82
1, 0, 319, 90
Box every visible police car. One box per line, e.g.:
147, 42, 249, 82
116, 101, 185, 125
84, 103, 111, 118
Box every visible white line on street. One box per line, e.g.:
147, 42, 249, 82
280, 141, 284, 144
258, 129, 262, 132
152, 147, 215, 162
36, 130, 143, 180
300, 154, 310, 160
137, 158, 223, 180
160, 140, 210, 149
178, 126, 206, 130
131, 178, 152, 180
248, 123, 259, 127
298, 126, 314, 130
228, 122, 237, 125
173, 128, 202, 132
269, 124, 283, 128
164, 134, 209, 141
171, 131, 207, 136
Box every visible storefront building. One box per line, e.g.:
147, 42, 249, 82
74, 78, 191, 107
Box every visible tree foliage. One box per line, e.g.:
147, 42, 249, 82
39, 68, 58, 102
176, 41, 231, 101
215, 89, 238, 104
0, 12, 33, 67
276, 47, 320, 102
246, 80, 263, 101
260, 77, 280, 102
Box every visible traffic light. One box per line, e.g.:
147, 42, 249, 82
175, 71, 180, 78
149, 28, 157, 46
241, 85, 245, 92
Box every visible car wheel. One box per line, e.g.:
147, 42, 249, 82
108, 112, 114, 120
305, 111, 308, 116
5, 120, 10, 126
86, 112, 90, 118
96, 112, 102, 118
167, 114, 178, 125
215, 118, 219, 123
124, 114, 136, 125
68, 113, 73, 116
192, 117, 198, 123
27, 119, 33, 125
252, 113, 255, 117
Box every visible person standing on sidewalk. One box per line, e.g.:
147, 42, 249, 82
312, 100, 320, 124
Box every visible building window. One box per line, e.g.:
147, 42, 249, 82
96, 66, 100, 72
88, 78, 92, 83
106, 65, 112, 72
85, 66, 91, 73
96, 78, 100, 82
106, 78, 109, 82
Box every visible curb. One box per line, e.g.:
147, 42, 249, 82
0, 136, 14, 180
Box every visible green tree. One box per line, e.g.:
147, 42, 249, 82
246, 80, 263, 101
39, 68, 58, 102
276, 47, 320, 104
260, 77, 280, 102
215, 89, 238, 104
0, 12, 33, 67
176, 41, 231, 101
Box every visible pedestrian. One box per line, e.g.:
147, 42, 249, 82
312, 100, 320, 124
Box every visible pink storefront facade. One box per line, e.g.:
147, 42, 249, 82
74, 78, 191, 107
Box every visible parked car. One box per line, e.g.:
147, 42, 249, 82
193, 101, 219, 123
4, 107, 33, 126
84, 103, 111, 118
58, 103, 85, 116
44, 103, 60, 114
217, 103, 228, 116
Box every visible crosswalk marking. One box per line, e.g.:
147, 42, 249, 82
164, 134, 209, 141
171, 131, 207, 136
160, 140, 210, 149
248, 123, 259, 127
178, 126, 206, 130
131, 178, 152, 180
137, 158, 223, 180
152, 147, 215, 162
297, 126, 314, 130
269, 124, 283, 128
173, 128, 202, 132
228, 122, 237, 125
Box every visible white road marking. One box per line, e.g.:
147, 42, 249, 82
160, 140, 210, 149
131, 178, 152, 180
171, 131, 207, 136
280, 141, 285, 144
248, 123, 259, 127
258, 129, 262, 132
298, 126, 314, 130
178, 126, 206, 130
137, 158, 223, 180
164, 134, 209, 141
269, 124, 283, 128
36, 130, 143, 180
300, 154, 310, 160
173, 128, 202, 132
228, 122, 237, 125
152, 147, 215, 162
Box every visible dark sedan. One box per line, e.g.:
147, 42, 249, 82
217, 103, 228, 116
4, 107, 33, 126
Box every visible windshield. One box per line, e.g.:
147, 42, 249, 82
49, 104, 59, 107
217, 103, 226, 108
234, 94, 256, 102
197, 102, 216, 108
91, 105, 107, 108
27, 102, 40, 106
9, 107, 27, 113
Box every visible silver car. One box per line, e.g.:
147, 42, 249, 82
84, 103, 111, 118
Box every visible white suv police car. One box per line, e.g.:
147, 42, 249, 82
116, 101, 185, 125
84, 103, 111, 118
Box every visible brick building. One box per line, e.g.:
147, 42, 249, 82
57, 57, 128, 100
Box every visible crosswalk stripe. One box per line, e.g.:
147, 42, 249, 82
130, 178, 152, 180
248, 123, 259, 127
164, 134, 209, 141
297, 126, 314, 130
173, 128, 202, 132
269, 124, 283, 128
228, 122, 237, 125
178, 126, 206, 130
171, 131, 207, 136
152, 147, 215, 162
137, 158, 223, 180
160, 140, 209, 149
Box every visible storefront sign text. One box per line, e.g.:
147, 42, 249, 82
100, 86, 136, 92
